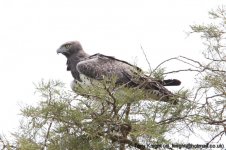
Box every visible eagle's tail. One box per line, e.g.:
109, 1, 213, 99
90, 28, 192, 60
160, 79, 181, 86
139, 79, 179, 104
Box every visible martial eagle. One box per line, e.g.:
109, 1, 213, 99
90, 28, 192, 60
57, 41, 181, 104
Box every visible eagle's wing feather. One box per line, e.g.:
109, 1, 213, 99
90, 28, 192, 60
76, 54, 140, 84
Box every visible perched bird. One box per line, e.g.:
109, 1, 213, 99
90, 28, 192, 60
57, 41, 181, 104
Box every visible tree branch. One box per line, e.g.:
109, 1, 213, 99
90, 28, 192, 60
108, 134, 147, 150
206, 131, 224, 144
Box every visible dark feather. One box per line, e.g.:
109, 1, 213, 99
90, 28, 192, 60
76, 53, 142, 82
160, 79, 181, 86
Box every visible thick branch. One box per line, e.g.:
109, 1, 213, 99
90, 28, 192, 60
42, 122, 53, 150
109, 134, 147, 150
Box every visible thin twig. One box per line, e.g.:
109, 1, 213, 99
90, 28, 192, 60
206, 131, 224, 144
153, 57, 178, 73
164, 68, 201, 74
140, 45, 152, 73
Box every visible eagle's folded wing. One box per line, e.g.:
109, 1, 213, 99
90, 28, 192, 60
76, 54, 139, 83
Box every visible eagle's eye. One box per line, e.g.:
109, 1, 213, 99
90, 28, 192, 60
64, 44, 71, 49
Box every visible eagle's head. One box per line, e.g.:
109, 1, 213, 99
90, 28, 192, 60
57, 41, 83, 58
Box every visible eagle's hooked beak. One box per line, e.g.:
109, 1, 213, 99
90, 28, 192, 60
57, 47, 68, 54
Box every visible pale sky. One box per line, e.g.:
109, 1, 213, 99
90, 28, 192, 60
0, 0, 225, 143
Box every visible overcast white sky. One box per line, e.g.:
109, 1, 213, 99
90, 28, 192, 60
0, 0, 225, 143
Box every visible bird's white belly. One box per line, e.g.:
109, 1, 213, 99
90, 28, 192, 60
70, 74, 100, 92
79, 74, 93, 85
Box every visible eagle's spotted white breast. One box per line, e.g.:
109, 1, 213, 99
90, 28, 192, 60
70, 74, 97, 91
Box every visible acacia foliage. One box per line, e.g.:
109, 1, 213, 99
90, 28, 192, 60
188, 6, 226, 143
7, 78, 189, 150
